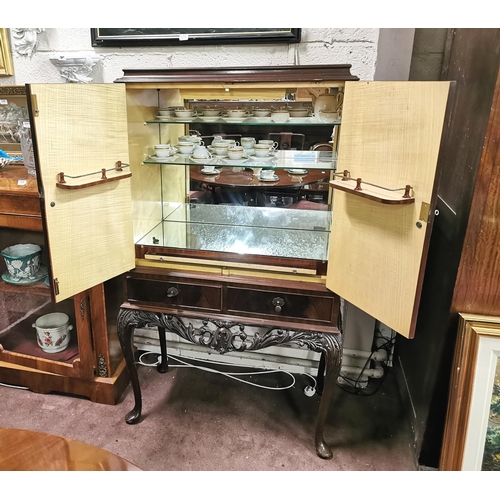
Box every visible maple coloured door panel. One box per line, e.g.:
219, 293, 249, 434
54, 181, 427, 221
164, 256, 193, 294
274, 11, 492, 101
326, 81, 451, 338
28, 84, 135, 302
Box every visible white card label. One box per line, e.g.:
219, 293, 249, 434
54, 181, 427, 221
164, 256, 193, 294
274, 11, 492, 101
179, 34, 189, 41
0, 99, 8, 105
17, 180, 27, 186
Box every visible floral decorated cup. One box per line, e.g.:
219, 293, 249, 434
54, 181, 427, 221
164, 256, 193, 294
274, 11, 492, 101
1, 243, 42, 281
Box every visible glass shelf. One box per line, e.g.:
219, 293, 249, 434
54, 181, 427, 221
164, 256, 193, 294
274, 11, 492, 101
143, 150, 337, 171
146, 117, 341, 127
136, 204, 331, 261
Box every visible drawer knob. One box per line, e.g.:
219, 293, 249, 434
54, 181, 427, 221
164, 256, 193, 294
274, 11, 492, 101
272, 297, 285, 313
166, 287, 179, 298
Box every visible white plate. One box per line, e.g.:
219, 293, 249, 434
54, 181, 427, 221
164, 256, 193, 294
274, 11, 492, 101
222, 117, 247, 122
248, 154, 277, 161
200, 168, 220, 175
252, 117, 273, 122
149, 154, 178, 162
173, 116, 195, 121
258, 174, 279, 182
287, 169, 308, 175
190, 156, 217, 164
198, 116, 220, 122
154, 115, 174, 121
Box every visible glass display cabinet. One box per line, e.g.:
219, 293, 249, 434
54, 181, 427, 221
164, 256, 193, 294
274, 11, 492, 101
0, 86, 128, 404
3, 65, 452, 458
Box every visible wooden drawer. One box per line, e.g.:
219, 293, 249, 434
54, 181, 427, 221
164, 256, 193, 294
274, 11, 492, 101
0, 195, 41, 217
226, 286, 336, 325
126, 277, 222, 312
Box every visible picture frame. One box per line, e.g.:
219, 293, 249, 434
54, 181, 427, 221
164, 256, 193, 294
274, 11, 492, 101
440, 313, 500, 470
90, 28, 301, 47
0, 28, 14, 76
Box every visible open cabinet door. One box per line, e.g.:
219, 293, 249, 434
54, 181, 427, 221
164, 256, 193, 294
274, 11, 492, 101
27, 83, 135, 302
326, 81, 451, 339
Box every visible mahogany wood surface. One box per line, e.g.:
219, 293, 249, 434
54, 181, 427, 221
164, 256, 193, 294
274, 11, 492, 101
116, 64, 359, 84
0, 358, 130, 405
0, 427, 141, 470
190, 165, 329, 189
136, 245, 327, 275
125, 267, 339, 329
452, 67, 500, 315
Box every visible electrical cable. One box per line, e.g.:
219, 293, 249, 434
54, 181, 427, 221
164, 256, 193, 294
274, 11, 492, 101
0, 382, 29, 390
137, 351, 315, 392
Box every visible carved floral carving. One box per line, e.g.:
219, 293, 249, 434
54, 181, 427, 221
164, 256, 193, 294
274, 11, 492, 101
49, 52, 101, 83
11, 28, 45, 56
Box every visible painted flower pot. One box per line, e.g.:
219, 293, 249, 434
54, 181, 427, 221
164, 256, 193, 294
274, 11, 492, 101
33, 312, 73, 353
1, 243, 41, 281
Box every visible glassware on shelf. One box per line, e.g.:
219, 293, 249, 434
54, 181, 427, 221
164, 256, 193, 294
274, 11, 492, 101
19, 121, 36, 176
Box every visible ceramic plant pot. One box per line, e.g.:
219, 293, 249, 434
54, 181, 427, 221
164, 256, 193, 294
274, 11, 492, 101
33, 312, 73, 353
1, 243, 42, 281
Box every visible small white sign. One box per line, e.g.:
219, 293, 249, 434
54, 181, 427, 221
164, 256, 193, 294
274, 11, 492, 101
23, 121, 31, 128
179, 34, 189, 41
0, 99, 8, 105
17, 180, 27, 186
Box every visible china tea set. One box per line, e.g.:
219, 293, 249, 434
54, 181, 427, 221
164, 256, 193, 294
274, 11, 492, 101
154, 90, 343, 124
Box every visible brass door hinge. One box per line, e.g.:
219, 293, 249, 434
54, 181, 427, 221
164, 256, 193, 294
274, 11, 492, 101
419, 202, 431, 223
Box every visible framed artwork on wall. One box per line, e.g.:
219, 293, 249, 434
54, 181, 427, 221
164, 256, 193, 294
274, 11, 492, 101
90, 28, 301, 47
440, 313, 500, 471
0, 29, 14, 76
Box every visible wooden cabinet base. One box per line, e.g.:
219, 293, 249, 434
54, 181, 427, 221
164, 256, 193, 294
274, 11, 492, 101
0, 358, 129, 405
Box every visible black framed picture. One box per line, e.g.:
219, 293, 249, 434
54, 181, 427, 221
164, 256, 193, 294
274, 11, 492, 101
90, 28, 301, 47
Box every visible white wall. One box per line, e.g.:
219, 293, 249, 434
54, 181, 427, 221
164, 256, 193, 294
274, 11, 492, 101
1, 28, 414, 85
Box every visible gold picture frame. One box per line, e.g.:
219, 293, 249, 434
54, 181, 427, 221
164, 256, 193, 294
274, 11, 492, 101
0, 28, 14, 76
440, 313, 500, 470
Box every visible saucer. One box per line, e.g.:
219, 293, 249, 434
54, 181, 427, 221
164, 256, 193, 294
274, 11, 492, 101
149, 154, 178, 162
248, 154, 277, 161
287, 169, 308, 175
190, 156, 216, 164
200, 168, 220, 175
2, 265, 48, 285
154, 115, 173, 121
258, 174, 279, 182
252, 117, 273, 123
198, 116, 220, 122
222, 117, 246, 122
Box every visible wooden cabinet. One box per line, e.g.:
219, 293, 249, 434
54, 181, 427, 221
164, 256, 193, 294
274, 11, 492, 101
1, 66, 453, 410
0, 87, 129, 404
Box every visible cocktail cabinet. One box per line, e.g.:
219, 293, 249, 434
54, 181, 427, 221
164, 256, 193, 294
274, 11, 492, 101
2, 65, 452, 457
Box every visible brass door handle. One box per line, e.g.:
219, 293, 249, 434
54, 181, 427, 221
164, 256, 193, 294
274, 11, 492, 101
272, 297, 285, 312
166, 287, 179, 298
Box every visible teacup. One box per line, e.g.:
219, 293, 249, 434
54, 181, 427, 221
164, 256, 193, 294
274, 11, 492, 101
202, 108, 222, 117
226, 109, 248, 118
252, 109, 271, 117
177, 141, 194, 155
158, 109, 173, 117
175, 109, 197, 119
227, 146, 244, 160
261, 169, 276, 179
258, 140, 279, 152
318, 110, 340, 123
254, 143, 272, 157
154, 144, 173, 158
289, 108, 312, 117
203, 165, 216, 173
271, 110, 290, 122
241, 137, 256, 149
213, 144, 229, 156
